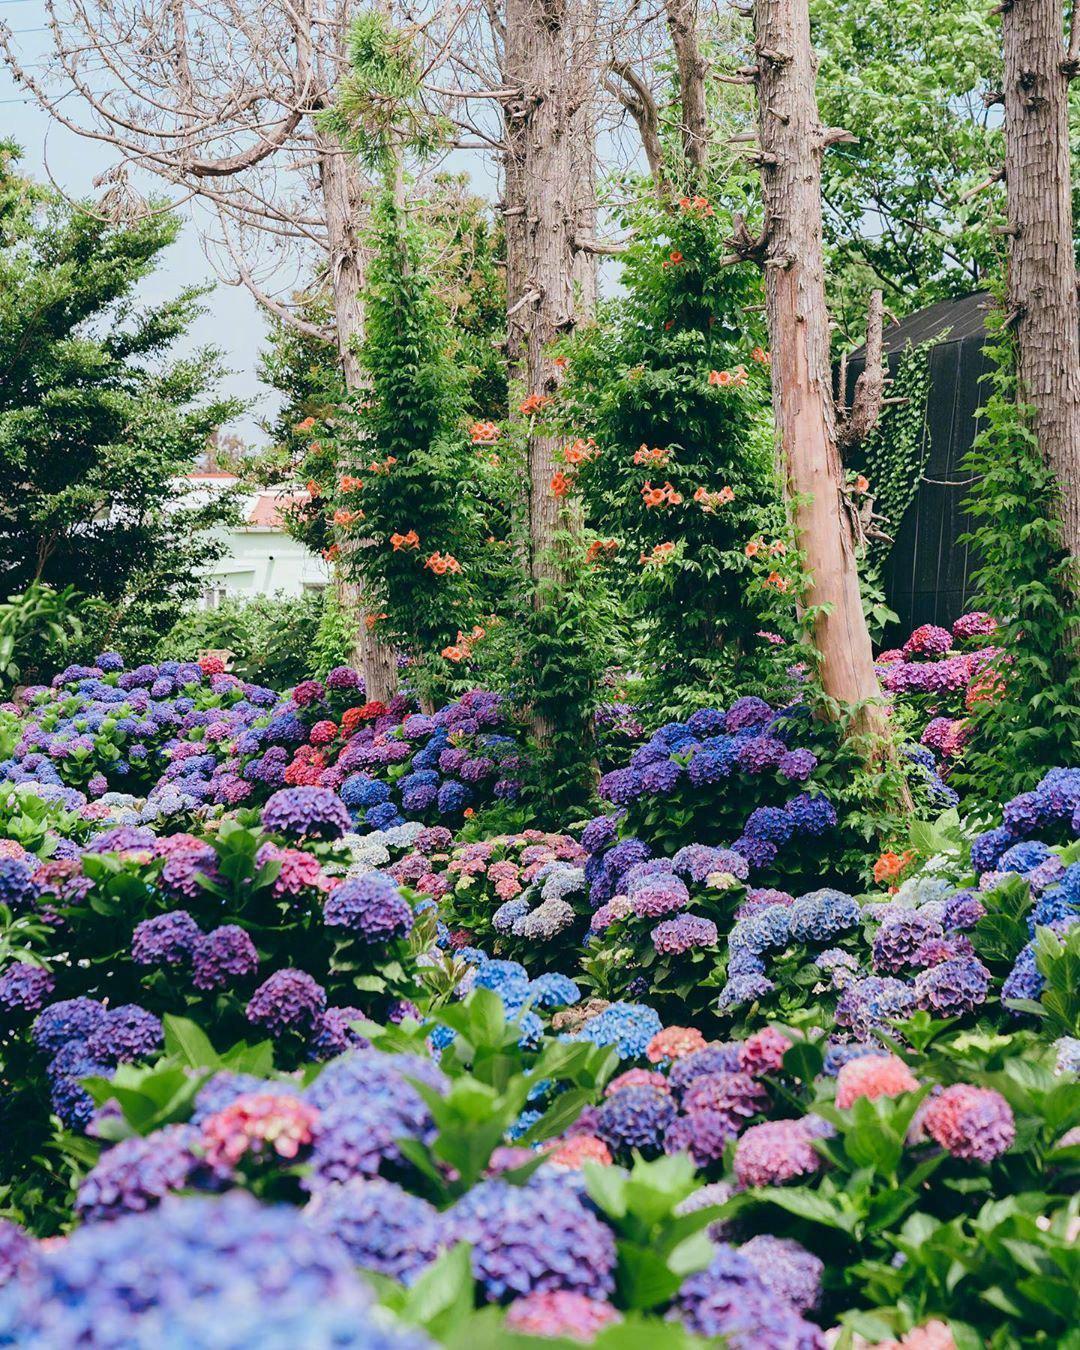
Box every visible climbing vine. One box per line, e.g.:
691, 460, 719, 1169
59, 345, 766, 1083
860, 337, 934, 564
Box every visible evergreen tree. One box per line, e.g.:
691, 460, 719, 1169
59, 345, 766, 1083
0, 145, 240, 649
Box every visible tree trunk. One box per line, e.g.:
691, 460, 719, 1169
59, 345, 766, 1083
503, 0, 587, 745
1001, 0, 1080, 563
664, 0, 709, 178
752, 0, 891, 739
316, 131, 399, 701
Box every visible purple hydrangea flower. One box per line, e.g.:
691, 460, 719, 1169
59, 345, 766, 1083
33, 997, 107, 1052
595, 1086, 676, 1156
190, 925, 258, 991
305, 1177, 441, 1284
914, 956, 990, 1016
76, 1126, 199, 1222
652, 914, 719, 954
86, 1005, 164, 1064
324, 875, 413, 944
444, 1178, 616, 1302
246, 969, 327, 1037
0, 963, 56, 1017
132, 911, 202, 967
261, 787, 351, 840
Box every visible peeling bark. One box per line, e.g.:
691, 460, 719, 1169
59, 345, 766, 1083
503, 0, 591, 744
752, 0, 892, 741
664, 0, 710, 177
1001, 0, 1080, 563
317, 130, 399, 700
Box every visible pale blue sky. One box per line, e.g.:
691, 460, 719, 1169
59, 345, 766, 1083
2, 4, 298, 442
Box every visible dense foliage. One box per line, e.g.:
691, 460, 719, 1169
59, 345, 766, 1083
0, 145, 240, 656
0, 649, 1077, 1348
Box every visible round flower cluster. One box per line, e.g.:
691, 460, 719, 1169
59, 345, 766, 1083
918, 1084, 1015, 1162
0, 1191, 429, 1346
443, 1176, 617, 1303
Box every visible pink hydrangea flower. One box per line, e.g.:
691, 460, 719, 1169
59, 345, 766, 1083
646, 1026, 708, 1064
738, 1026, 792, 1077
733, 1118, 825, 1188
873, 1320, 958, 1350
545, 1134, 614, 1170
201, 1093, 319, 1171
835, 1053, 919, 1109
920, 1084, 1014, 1162
605, 1068, 670, 1096
505, 1290, 621, 1342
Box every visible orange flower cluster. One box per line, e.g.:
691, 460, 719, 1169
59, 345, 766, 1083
322, 544, 340, 563
332, 508, 364, 527
470, 420, 500, 444
873, 849, 916, 886
751, 346, 770, 364
390, 530, 420, 551
708, 366, 749, 388
295, 416, 317, 432
562, 437, 597, 465
765, 571, 789, 592
633, 444, 670, 467
551, 471, 572, 498
694, 484, 735, 512
519, 393, 551, 416
641, 481, 683, 509
640, 541, 675, 567
425, 551, 462, 575
678, 194, 714, 215
853, 474, 870, 494
663, 250, 684, 268
585, 538, 618, 564
364, 613, 387, 631
367, 456, 397, 474
745, 538, 786, 558
553, 355, 569, 371
306, 480, 321, 497
339, 475, 364, 492
441, 624, 486, 663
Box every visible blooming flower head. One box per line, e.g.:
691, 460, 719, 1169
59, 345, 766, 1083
246, 969, 327, 1038
835, 1053, 919, 1109
738, 1027, 792, 1077
919, 1084, 1015, 1162
646, 1026, 708, 1064
505, 1290, 621, 1342
545, 1134, 614, 1170
733, 1118, 826, 1188
201, 1092, 320, 1171
444, 1177, 616, 1302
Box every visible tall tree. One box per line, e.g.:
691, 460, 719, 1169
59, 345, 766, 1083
502, 0, 599, 748
3, 0, 401, 694
1000, 0, 1080, 564
0, 147, 238, 647
734, 0, 894, 752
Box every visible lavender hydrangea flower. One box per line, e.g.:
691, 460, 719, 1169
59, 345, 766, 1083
246, 969, 327, 1037
324, 875, 413, 944
443, 1177, 616, 1302
76, 1126, 200, 1222
192, 925, 259, 991
131, 910, 202, 967
914, 956, 991, 1016
86, 1005, 164, 1064
0, 963, 55, 1017
595, 1086, 676, 1156
652, 914, 719, 954
305, 1177, 441, 1284
262, 787, 351, 840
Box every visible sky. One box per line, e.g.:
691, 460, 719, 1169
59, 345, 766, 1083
1, 4, 299, 444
